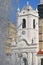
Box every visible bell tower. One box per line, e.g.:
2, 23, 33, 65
17, 2, 39, 45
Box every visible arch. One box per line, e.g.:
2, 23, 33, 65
33, 19, 35, 29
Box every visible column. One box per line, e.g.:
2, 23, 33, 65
28, 52, 31, 65
33, 53, 38, 65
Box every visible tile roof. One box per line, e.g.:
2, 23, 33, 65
37, 50, 43, 54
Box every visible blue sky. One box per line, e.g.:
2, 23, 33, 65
9, 0, 40, 23
19, 0, 40, 10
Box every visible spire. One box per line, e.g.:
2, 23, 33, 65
17, 0, 20, 12
36, 8, 38, 12
26, 1, 29, 10
27, 1, 29, 5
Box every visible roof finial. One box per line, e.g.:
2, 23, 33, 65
17, 7, 20, 12
27, 1, 29, 5
17, 0, 20, 11
36, 8, 38, 12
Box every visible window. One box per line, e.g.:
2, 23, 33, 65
22, 19, 26, 28
23, 11, 25, 13
33, 19, 35, 29
23, 58, 28, 65
32, 38, 33, 43
27, 9, 29, 11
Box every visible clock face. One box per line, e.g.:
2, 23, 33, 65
22, 31, 25, 35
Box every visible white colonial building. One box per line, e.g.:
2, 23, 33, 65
13, 2, 39, 65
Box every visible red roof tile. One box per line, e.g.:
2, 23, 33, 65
37, 50, 43, 54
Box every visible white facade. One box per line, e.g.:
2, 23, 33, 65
13, 2, 39, 65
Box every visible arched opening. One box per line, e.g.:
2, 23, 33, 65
22, 19, 26, 28
33, 19, 35, 29
23, 57, 28, 65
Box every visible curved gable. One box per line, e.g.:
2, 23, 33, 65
17, 39, 29, 47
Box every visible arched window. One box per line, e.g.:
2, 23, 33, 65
22, 19, 26, 28
33, 19, 35, 29
23, 58, 28, 65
